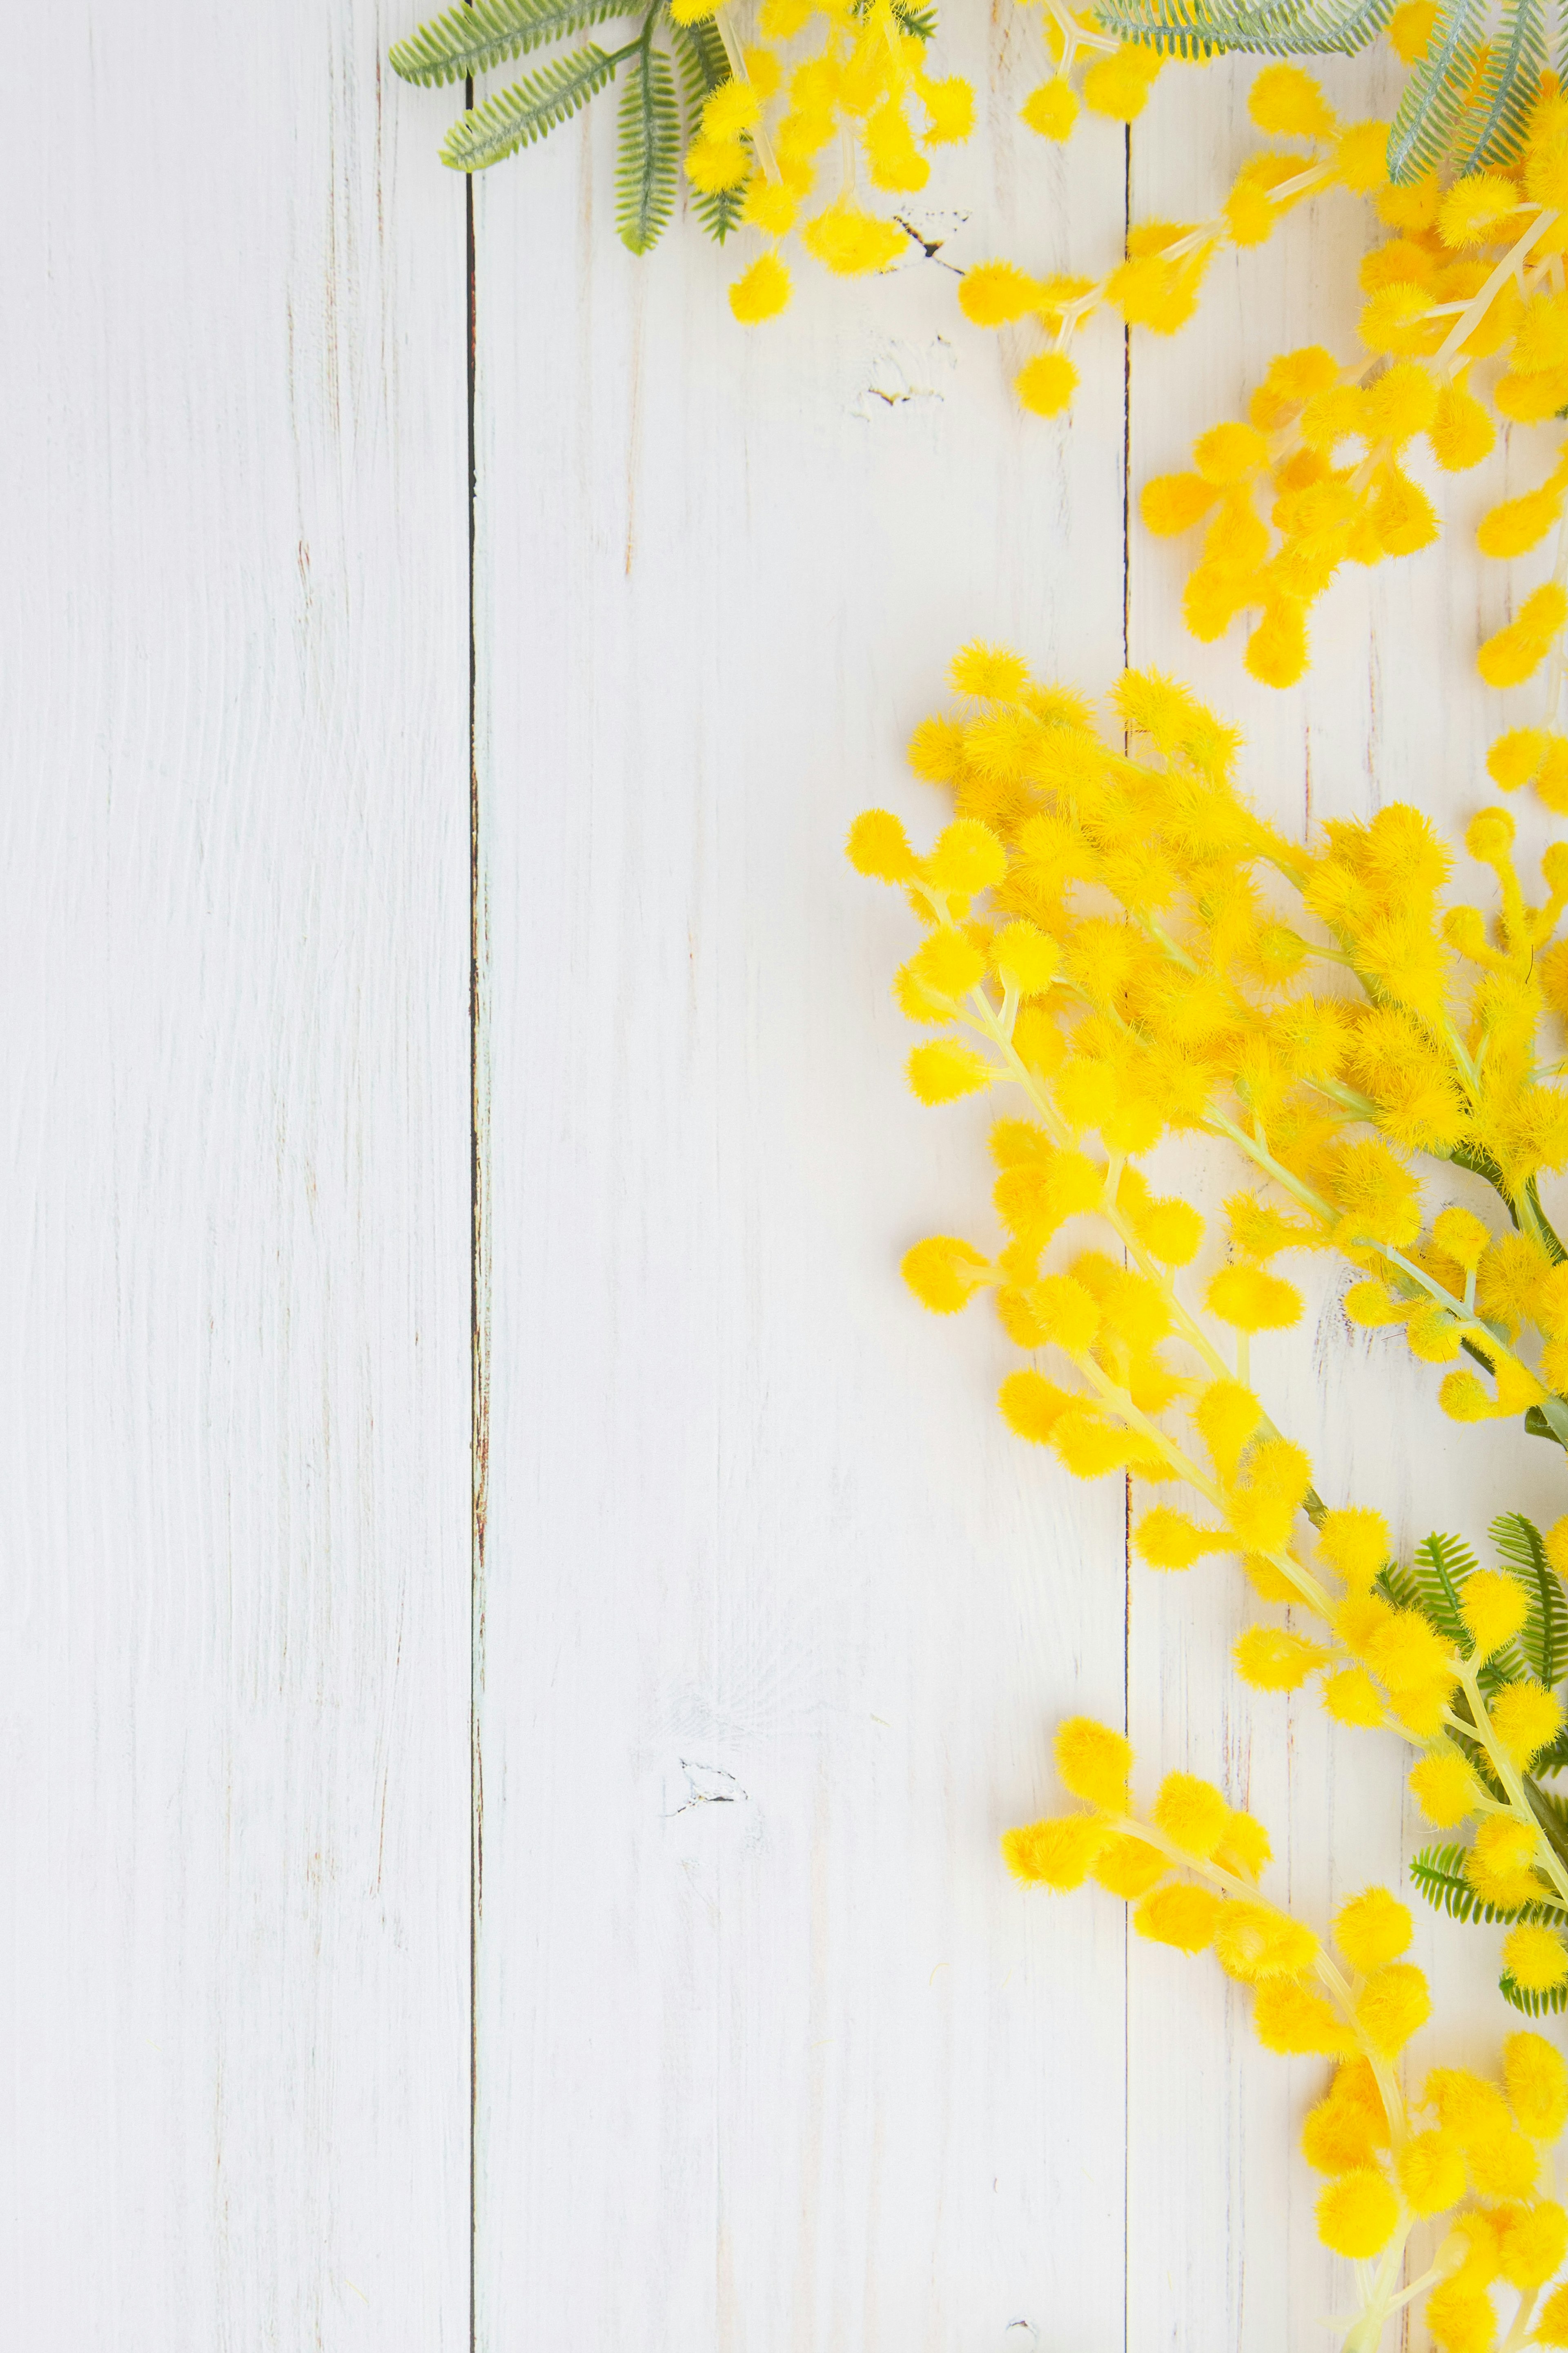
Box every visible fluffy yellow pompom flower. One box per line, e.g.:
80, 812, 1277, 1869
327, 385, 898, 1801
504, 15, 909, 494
1429, 376, 1496, 469
1234, 1626, 1330, 1689
1135, 1505, 1227, 1570
1397, 2129, 1466, 2214
1410, 1747, 1481, 1826
846, 808, 919, 881
1469, 2122, 1541, 2201
1134, 1882, 1222, 1950
1439, 172, 1525, 248
900, 926, 986, 1009
1016, 352, 1079, 417
1488, 1679, 1564, 1766
926, 816, 1008, 894
1323, 1666, 1386, 1726
1248, 63, 1337, 139
1054, 1716, 1132, 1811
1206, 1263, 1302, 1330
1253, 1978, 1357, 2056
1425, 2279, 1503, 2352
1334, 1886, 1412, 1972
1316, 2168, 1400, 2257
1507, 2030, 1568, 2138
958, 261, 1041, 329
1022, 78, 1079, 141
1152, 1771, 1231, 1859
949, 642, 1029, 701
1245, 598, 1309, 690
991, 920, 1060, 995
729, 252, 792, 324
1503, 1922, 1568, 1993
1211, 1899, 1316, 1979
1459, 1569, 1530, 1658
907, 1038, 993, 1104
1315, 1506, 1389, 1590
1431, 1204, 1492, 1270
997, 1369, 1075, 1444
1303, 2094, 1381, 2175
1092, 1833, 1168, 1898
1355, 1960, 1431, 2055
1497, 2200, 1568, 2289
902, 1236, 991, 1312
802, 198, 906, 277
1002, 1812, 1110, 1889
1479, 584, 1568, 689
1193, 1378, 1262, 1479
1468, 1814, 1546, 1909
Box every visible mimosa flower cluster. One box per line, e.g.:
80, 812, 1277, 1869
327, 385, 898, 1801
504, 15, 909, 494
676, 0, 976, 322
1142, 68, 1568, 701
848, 642, 1568, 2008
1008, 1720, 1568, 2353
958, 62, 1386, 422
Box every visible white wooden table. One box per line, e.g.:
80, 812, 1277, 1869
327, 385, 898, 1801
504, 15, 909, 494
7, 9, 1566, 2346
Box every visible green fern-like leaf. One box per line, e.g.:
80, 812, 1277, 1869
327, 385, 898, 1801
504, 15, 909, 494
670, 20, 746, 241
1387, 0, 1490, 181
1491, 1511, 1568, 1689
1411, 1528, 1479, 1653
851, 0, 939, 33
1410, 1840, 1556, 1924
441, 45, 619, 169
1375, 1557, 1422, 1613
1090, 0, 1395, 59
391, 0, 632, 84
1500, 1969, 1568, 2014
1458, 0, 1550, 167
615, 36, 679, 253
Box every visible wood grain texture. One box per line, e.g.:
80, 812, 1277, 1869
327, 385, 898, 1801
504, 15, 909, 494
472, 16, 1134, 2346
0, 4, 471, 2343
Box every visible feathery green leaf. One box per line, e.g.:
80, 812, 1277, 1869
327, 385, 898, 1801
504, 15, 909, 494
1459, 0, 1550, 168
670, 20, 747, 241
441, 45, 620, 170
1410, 1840, 1557, 1923
1387, 0, 1489, 181
1090, 0, 1395, 59
1500, 1969, 1568, 2014
1491, 1511, 1568, 1690
392, 0, 632, 85
1411, 1528, 1478, 1653
615, 33, 679, 253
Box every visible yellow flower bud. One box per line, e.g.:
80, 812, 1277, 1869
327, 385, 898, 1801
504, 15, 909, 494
1397, 2129, 1466, 2215
1487, 1678, 1564, 1766
901, 1236, 991, 1312
1355, 1960, 1430, 2055
1234, 1626, 1329, 1689
1506, 2029, 1568, 2139
1334, 1886, 1412, 1971
1503, 1923, 1568, 1994
1002, 1813, 1111, 1889
1152, 1771, 1230, 1858
1054, 1717, 1133, 1811
1409, 1748, 1480, 1827
1134, 1882, 1222, 1950
1316, 2168, 1400, 2257
907, 1038, 993, 1104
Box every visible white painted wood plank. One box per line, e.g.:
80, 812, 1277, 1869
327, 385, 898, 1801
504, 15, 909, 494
472, 25, 1134, 2346
0, 5, 471, 2344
